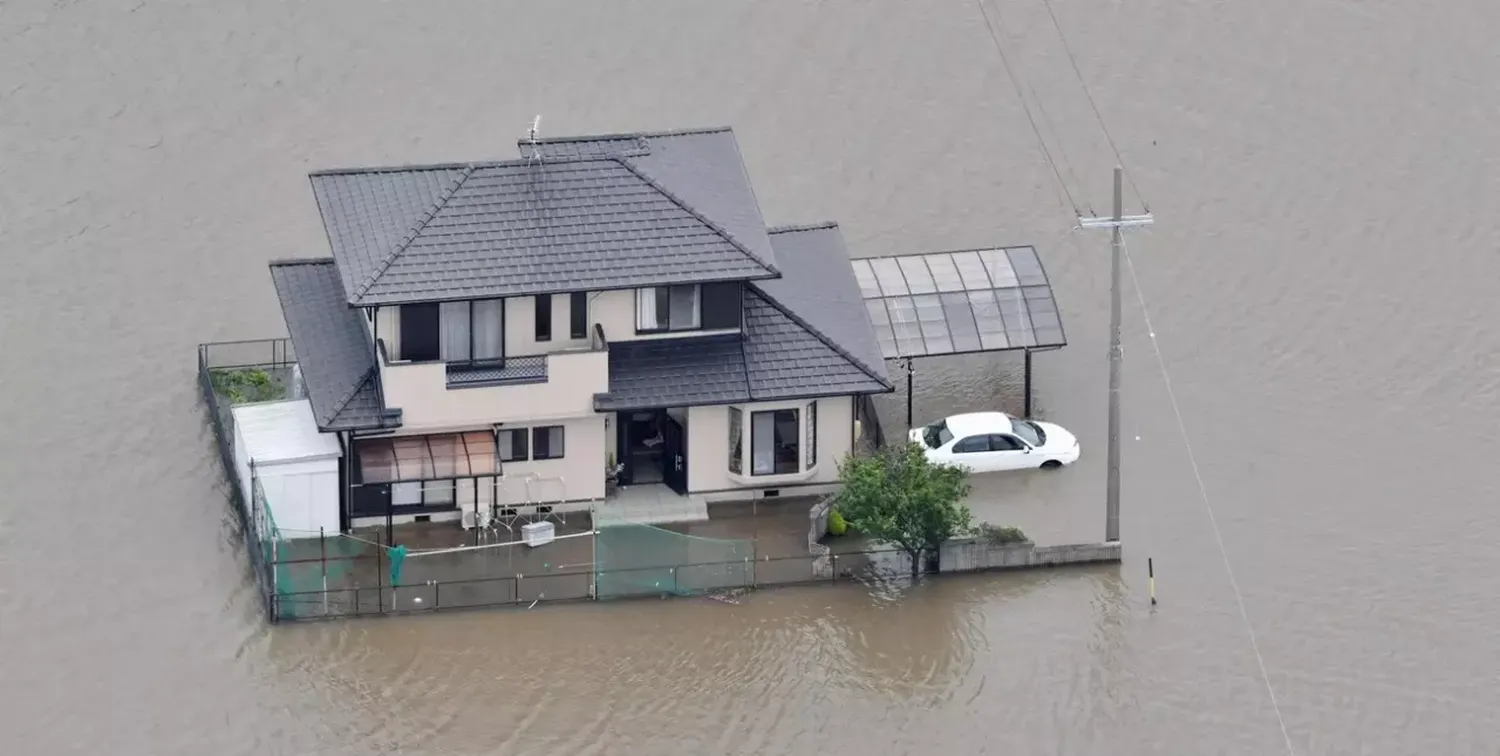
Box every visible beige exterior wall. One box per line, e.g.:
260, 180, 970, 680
493, 415, 607, 505
686, 395, 854, 497
503, 294, 594, 357
378, 347, 608, 431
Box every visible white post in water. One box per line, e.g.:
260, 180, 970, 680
1078, 167, 1152, 544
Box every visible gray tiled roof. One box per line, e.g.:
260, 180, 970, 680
595, 334, 750, 411
269, 259, 398, 431
310, 128, 782, 305
754, 224, 891, 386
597, 224, 892, 411
530, 128, 778, 275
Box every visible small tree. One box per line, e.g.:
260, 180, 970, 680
835, 442, 975, 578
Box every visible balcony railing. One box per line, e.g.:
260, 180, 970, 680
446, 356, 547, 388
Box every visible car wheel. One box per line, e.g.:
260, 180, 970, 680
1040, 460, 1062, 470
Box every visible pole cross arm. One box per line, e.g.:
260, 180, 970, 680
1077, 214, 1154, 230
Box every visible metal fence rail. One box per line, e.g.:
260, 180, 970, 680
265, 549, 922, 622
197, 338, 297, 622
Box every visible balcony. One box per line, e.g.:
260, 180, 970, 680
376, 326, 610, 430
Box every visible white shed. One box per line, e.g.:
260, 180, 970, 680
231, 399, 343, 539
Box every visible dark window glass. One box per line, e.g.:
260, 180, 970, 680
570, 292, 588, 339
953, 435, 991, 453
534, 294, 552, 342
532, 426, 565, 460
399, 303, 440, 362
987, 434, 1024, 451
701, 282, 743, 330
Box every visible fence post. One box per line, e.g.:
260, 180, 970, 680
377, 537, 385, 614
744, 557, 751, 589
516, 573, 523, 604
832, 554, 839, 582
434, 581, 441, 610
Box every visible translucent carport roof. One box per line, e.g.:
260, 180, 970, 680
852, 247, 1066, 359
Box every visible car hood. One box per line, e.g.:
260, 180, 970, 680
1034, 421, 1078, 451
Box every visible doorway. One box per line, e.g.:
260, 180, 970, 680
617, 408, 689, 495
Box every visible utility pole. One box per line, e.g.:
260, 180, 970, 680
1078, 167, 1152, 544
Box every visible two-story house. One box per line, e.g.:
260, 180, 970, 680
266, 126, 893, 530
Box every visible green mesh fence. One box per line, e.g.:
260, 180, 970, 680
594, 523, 755, 599
251, 474, 374, 620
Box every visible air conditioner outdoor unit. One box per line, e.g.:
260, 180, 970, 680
521, 521, 555, 548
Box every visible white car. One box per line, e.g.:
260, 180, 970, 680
908, 411, 1080, 473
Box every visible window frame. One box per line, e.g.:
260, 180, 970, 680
534, 294, 552, 342
405, 300, 506, 366
496, 428, 529, 462
531, 425, 566, 460
804, 401, 817, 469
569, 292, 588, 339
750, 408, 800, 476
635, 284, 703, 334
728, 407, 744, 475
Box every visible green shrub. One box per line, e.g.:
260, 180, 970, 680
826, 509, 848, 537
211, 368, 285, 404
976, 523, 1029, 545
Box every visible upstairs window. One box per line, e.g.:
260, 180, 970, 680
570, 292, 589, 339
397, 300, 504, 363
635, 285, 700, 333
535, 295, 552, 342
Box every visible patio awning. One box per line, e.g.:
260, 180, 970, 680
851, 247, 1066, 359
355, 431, 498, 484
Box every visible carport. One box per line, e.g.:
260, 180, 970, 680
851, 245, 1068, 429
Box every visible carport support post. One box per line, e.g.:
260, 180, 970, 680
1023, 349, 1034, 417
904, 357, 915, 431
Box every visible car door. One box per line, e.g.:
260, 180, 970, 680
948, 434, 997, 472
986, 434, 1033, 471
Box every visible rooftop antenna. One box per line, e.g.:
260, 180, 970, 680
526, 115, 543, 162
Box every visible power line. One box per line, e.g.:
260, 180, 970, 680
1121, 236, 1296, 756
986, 0, 1090, 216
1037, 0, 1149, 212
976, 0, 1080, 217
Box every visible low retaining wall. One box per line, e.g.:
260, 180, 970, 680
938, 538, 1121, 573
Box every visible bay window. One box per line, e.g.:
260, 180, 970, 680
728, 407, 744, 474
751, 408, 800, 476
805, 401, 817, 469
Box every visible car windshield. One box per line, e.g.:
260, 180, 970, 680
1011, 420, 1045, 447
921, 421, 954, 449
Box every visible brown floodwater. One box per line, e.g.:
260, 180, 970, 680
3, 0, 1498, 753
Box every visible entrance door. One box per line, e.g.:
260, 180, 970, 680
662, 413, 687, 495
